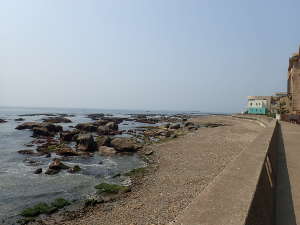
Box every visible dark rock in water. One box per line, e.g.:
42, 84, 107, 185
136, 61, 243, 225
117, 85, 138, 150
110, 138, 139, 152
87, 113, 105, 120
16, 122, 41, 130
18, 113, 57, 117
34, 168, 42, 174
45, 153, 51, 158
18, 149, 44, 156
49, 158, 70, 170
24, 144, 34, 147
14, 118, 25, 122
0, 119, 7, 123
76, 134, 97, 152
42, 117, 72, 123
93, 119, 107, 126
60, 130, 80, 142
23, 158, 42, 166
67, 165, 81, 173
42, 123, 63, 133
96, 136, 111, 147
33, 127, 52, 137
57, 147, 78, 156
169, 123, 181, 129
75, 123, 98, 132
45, 168, 59, 175
98, 146, 117, 156
184, 121, 195, 127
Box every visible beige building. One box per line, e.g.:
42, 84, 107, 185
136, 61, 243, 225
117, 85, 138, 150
288, 47, 300, 114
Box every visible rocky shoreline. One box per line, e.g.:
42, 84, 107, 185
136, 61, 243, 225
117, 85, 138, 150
2, 113, 225, 225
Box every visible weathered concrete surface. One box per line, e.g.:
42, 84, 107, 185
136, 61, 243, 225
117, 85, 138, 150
170, 121, 276, 225
276, 122, 300, 225
59, 116, 264, 225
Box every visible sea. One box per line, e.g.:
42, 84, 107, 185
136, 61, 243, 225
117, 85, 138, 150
0, 106, 206, 223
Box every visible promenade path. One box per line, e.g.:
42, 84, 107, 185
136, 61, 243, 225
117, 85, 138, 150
59, 116, 264, 225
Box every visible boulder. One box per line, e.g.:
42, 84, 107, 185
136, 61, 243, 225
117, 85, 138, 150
87, 113, 105, 120
57, 147, 78, 156
49, 158, 70, 170
76, 134, 97, 152
96, 136, 111, 147
97, 126, 110, 135
169, 123, 181, 129
18, 149, 44, 156
98, 146, 117, 156
42, 123, 63, 133
34, 168, 43, 174
0, 119, 7, 123
60, 130, 80, 142
15, 118, 25, 122
75, 123, 98, 132
42, 117, 72, 123
16, 122, 41, 130
105, 122, 118, 130
110, 138, 139, 152
32, 127, 52, 137
45, 168, 59, 175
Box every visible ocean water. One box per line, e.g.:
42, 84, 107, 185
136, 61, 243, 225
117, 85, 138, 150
0, 107, 205, 223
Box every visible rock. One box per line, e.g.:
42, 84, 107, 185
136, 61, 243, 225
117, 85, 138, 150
105, 122, 118, 130
67, 165, 81, 173
97, 125, 110, 135
57, 147, 78, 156
34, 168, 42, 174
87, 113, 105, 120
75, 123, 98, 132
96, 136, 111, 147
76, 134, 97, 152
169, 123, 181, 129
23, 158, 42, 166
110, 138, 139, 152
98, 146, 117, 156
15, 118, 24, 122
0, 119, 7, 123
60, 130, 80, 142
184, 121, 194, 127
18, 149, 37, 155
42, 123, 63, 133
42, 117, 72, 123
93, 120, 107, 126
49, 158, 70, 170
45, 168, 59, 175
161, 123, 170, 129
32, 127, 52, 137
144, 149, 153, 155
16, 122, 40, 130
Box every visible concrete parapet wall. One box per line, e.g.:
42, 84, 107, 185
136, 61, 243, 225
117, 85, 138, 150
171, 120, 279, 225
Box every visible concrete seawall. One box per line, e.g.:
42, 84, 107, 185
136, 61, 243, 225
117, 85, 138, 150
171, 118, 283, 225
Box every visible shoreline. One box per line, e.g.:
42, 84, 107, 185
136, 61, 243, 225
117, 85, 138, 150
26, 115, 265, 225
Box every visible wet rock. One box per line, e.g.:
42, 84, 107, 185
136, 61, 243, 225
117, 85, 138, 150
49, 158, 70, 170
67, 165, 81, 173
42, 123, 63, 133
16, 122, 41, 130
0, 119, 7, 123
76, 134, 97, 152
75, 123, 98, 132
93, 120, 108, 126
98, 146, 117, 156
60, 129, 80, 142
97, 126, 110, 135
34, 168, 43, 174
33, 127, 52, 137
169, 123, 181, 129
45, 168, 59, 175
23, 158, 42, 166
18, 149, 37, 155
87, 113, 105, 120
96, 136, 111, 147
105, 122, 118, 130
42, 117, 72, 123
14, 118, 25, 122
110, 138, 139, 152
57, 147, 78, 156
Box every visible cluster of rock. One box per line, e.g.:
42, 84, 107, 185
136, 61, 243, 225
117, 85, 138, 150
0, 119, 7, 123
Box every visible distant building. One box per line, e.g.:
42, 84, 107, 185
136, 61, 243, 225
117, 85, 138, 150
247, 96, 271, 115
288, 48, 300, 114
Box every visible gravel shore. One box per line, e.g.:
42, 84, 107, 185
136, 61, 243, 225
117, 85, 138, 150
41, 115, 265, 225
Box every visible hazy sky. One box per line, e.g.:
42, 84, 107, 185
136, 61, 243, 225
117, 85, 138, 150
1, 0, 299, 113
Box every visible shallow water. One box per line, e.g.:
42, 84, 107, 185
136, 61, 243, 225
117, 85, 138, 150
0, 107, 205, 223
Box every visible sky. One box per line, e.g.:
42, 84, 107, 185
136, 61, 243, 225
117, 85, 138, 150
0, 0, 300, 113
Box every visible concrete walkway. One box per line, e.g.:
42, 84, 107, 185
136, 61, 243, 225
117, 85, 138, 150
276, 122, 300, 225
